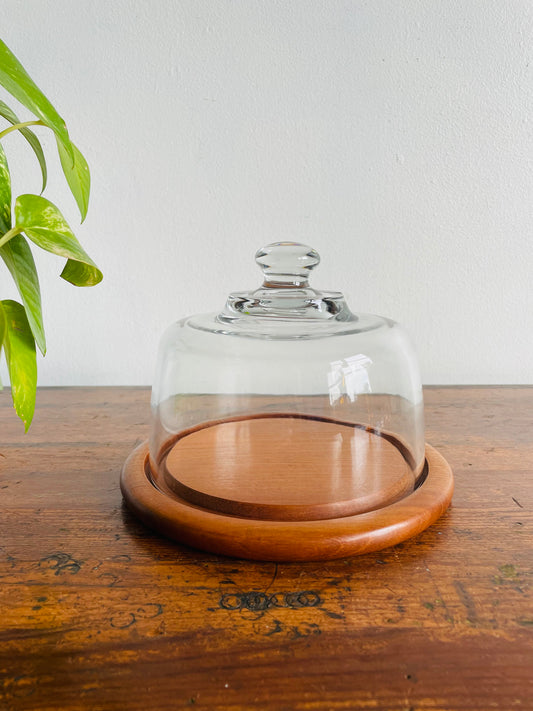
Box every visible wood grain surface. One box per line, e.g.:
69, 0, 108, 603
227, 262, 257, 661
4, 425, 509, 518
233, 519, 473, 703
163, 414, 415, 519
1, 386, 532, 710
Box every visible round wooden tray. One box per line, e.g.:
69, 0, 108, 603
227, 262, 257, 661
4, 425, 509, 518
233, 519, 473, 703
161, 414, 420, 521
121, 417, 453, 562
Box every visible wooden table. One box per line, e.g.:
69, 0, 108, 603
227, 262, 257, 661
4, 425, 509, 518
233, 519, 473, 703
1, 386, 532, 710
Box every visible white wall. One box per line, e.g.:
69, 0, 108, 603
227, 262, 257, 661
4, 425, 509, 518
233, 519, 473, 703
1, 0, 532, 385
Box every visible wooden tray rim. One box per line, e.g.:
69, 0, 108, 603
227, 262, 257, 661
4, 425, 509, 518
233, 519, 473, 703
120, 442, 454, 562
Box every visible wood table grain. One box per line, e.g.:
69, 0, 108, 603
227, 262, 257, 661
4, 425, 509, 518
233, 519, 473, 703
0, 386, 532, 711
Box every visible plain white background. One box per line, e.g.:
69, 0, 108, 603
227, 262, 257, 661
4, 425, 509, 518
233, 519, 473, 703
1, 0, 532, 386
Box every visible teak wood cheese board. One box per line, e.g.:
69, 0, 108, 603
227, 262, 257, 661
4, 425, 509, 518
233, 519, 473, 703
121, 412, 453, 561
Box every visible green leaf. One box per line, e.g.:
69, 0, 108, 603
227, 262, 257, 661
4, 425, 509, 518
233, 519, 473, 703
0, 305, 5, 389
0, 142, 11, 233
14, 194, 102, 286
0, 147, 45, 354
0, 298, 5, 346
0, 39, 72, 162
0, 99, 47, 193
0, 299, 37, 431
0, 234, 45, 354
57, 137, 90, 221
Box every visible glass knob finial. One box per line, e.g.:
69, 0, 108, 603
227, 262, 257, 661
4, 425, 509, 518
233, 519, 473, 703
255, 242, 320, 288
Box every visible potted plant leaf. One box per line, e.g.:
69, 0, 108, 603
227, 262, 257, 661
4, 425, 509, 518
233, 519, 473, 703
0, 38, 102, 430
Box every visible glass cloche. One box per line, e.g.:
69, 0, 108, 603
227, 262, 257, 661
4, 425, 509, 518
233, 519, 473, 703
121, 242, 453, 561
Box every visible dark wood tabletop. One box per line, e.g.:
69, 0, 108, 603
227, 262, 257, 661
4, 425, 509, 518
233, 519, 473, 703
1, 386, 532, 711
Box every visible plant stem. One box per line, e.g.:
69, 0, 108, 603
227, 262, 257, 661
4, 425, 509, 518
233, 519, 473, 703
0, 120, 44, 140
0, 227, 22, 249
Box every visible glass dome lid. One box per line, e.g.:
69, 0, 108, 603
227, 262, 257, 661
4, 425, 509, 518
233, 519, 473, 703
190, 241, 386, 339
121, 242, 454, 562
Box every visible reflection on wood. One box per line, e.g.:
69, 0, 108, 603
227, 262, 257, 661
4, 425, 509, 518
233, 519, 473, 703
163, 413, 415, 520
